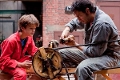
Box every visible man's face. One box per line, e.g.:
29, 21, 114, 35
22, 24, 37, 37
74, 10, 90, 24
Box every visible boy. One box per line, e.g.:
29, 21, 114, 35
0, 14, 39, 80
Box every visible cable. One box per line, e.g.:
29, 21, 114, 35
62, 62, 71, 80
53, 39, 120, 50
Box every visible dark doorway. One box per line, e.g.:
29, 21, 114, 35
22, 1, 43, 47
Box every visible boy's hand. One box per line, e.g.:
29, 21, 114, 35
17, 60, 32, 69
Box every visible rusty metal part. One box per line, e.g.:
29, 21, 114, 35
32, 39, 120, 79
32, 47, 62, 79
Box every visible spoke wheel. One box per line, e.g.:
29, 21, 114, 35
32, 47, 62, 79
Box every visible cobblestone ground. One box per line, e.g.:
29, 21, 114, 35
62, 74, 106, 80
62, 75, 75, 80
27, 74, 106, 80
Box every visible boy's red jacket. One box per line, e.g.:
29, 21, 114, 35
0, 32, 38, 70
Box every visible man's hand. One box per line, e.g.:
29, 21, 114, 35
63, 35, 76, 46
60, 26, 70, 39
60, 35, 84, 51
17, 60, 32, 69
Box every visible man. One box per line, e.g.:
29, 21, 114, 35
0, 14, 40, 80
59, 0, 120, 80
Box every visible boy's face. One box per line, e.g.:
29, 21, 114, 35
21, 24, 37, 37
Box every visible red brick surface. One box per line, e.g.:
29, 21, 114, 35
42, 0, 95, 47
42, 0, 75, 47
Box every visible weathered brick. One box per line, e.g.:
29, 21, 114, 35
43, 0, 95, 47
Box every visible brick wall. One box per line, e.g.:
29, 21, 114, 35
42, 0, 120, 80
43, 0, 75, 47
42, 0, 95, 47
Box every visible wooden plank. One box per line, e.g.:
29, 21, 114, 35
0, 73, 12, 80
94, 68, 120, 74
59, 68, 76, 75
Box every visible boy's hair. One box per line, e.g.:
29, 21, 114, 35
71, 0, 96, 13
18, 14, 39, 31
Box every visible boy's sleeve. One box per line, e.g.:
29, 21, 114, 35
27, 37, 38, 56
0, 40, 18, 70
